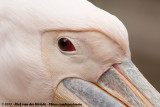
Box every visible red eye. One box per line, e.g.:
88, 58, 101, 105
58, 38, 76, 51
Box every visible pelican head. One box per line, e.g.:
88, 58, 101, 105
0, 0, 160, 106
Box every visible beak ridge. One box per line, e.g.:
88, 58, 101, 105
54, 61, 160, 107
98, 61, 160, 107
54, 78, 125, 107
118, 61, 160, 106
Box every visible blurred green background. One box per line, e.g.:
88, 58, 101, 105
89, 0, 160, 91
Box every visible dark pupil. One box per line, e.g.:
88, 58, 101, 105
58, 38, 75, 51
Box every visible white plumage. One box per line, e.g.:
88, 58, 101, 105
0, 0, 131, 104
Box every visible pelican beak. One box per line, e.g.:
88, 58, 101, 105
54, 61, 160, 107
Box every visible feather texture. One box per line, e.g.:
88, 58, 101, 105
0, 0, 130, 103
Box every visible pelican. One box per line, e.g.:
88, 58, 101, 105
0, 0, 160, 107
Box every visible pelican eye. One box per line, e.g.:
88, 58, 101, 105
58, 38, 76, 51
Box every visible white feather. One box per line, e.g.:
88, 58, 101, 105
0, 0, 130, 103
